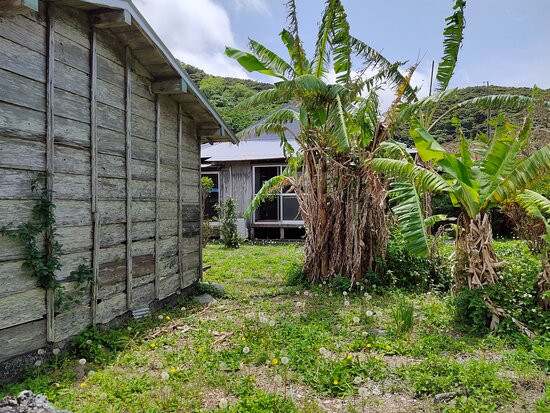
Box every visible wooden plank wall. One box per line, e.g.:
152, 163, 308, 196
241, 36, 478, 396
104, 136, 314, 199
0, 4, 201, 362
220, 162, 253, 219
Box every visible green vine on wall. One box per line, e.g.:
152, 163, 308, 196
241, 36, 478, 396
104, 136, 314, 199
0, 172, 92, 311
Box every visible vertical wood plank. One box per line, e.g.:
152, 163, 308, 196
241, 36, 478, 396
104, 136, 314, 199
154, 95, 161, 299
125, 46, 133, 309
45, 2, 55, 343
177, 104, 184, 289
197, 136, 203, 282
90, 26, 99, 324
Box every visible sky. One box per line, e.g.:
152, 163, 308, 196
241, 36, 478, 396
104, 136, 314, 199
134, 0, 550, 98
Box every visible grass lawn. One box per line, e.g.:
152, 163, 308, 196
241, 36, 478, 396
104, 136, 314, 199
1, 242, 548, 412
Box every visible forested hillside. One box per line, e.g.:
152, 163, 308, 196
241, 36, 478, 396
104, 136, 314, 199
181, 63, 278, 133
394, 86, 550, 151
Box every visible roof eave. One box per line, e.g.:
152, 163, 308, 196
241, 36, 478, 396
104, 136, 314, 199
79, 0, 238, 144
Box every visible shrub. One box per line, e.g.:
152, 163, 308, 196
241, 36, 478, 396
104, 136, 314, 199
454, 240, 549, 336
331, 275, 352, 292
286, 263, 307, 286
216, 197, 241, 249
372, 229, 453, 291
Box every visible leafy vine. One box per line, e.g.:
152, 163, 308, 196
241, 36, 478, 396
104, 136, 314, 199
0, 172, 92, 311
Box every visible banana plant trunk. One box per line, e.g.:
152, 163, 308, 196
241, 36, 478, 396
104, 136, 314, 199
455, 213, 500, 290
298, 149, 388, 283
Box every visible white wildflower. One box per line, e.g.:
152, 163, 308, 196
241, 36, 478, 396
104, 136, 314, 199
281, 356, 289, 365
329, 291, 333, 297
344, 300, 350, 306
353, 376, 363, 385
353, 316, 360, 323
158, 315, 164, 320
52, 348, 60, 356
78, 358, 87, 365
99, 392, 108, 400
268, 320, 276, 327
160, 371, 169, 381
259, 316, 268, 324
365, 310, 374, 317
37, 349, 45, 356
303, 291, 310, 297
34, 360, 42, 367
88, 370, 96, 376
218, 398, 229, 409
180, 307, 186, 312
295, 291, 300, 296
343, 291, 348, 296
86, 339, 92, 345
243, 346, 250, 354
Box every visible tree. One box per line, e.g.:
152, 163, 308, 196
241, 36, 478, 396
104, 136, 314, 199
225, 0, 418, 283
372, 115, 550, 290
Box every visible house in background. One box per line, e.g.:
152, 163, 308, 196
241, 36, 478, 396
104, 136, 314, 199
202, 118, 305, 240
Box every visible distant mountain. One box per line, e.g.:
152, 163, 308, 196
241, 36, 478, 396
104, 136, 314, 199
394, 86, 550, 153
181, 62, 549, 155
181, 63, 278, 133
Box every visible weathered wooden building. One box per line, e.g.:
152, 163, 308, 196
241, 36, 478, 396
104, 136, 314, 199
0, 0, 236, 367
202, 118, 305, 240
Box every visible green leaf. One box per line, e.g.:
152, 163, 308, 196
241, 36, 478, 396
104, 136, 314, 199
410, 118, 447, 162
248, 39, 294, 78
489, 145, 550, 204
435, 0, 466, 92
370, 158, 452, 194
389, 181, 430, 257
225, 47, 285, 78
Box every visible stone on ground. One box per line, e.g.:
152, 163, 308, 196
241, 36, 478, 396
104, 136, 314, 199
194, 293, 217, 305
0, 390, 71, 413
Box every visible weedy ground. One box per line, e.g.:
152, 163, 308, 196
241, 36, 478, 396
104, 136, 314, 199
1, 242, 548, 412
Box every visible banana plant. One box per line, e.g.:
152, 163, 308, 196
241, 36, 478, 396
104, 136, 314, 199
517, 190, 550, 309
372, 115, 550, 291
223, 0, 419, 282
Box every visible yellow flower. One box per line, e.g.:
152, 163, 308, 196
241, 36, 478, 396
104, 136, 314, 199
385, 345, 391, 350
149, 343, 156, 349
366, 343, 372, 348
271, 358, 279, 366
80, 382, 87, 388
374, 356, 381, 361
346, 354, 353, 360
333, 379, 339, 385
165, 316, 171, 321
242, 337, 246, 341
169, 368, 177, 374
198, 347, 204, 353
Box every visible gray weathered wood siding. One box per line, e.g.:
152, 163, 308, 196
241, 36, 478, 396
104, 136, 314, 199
219, 162, 253, 219
0, 5, 201, 362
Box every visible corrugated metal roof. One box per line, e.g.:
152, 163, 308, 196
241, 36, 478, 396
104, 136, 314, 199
202, 120, 299, 162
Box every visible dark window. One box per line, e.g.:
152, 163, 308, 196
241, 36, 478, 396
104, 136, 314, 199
254, 166, 280, 221
202, 173, 219, 219
253, 166, 302, 223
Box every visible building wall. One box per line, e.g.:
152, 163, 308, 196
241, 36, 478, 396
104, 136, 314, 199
0, 4, 200, 363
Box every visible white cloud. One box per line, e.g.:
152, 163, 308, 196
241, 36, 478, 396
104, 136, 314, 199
325, 67, 429, 112
133, 0, 249, 78
229, 0, 269, 14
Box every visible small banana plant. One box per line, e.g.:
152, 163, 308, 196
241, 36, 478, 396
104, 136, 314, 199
517, 190, 550, 309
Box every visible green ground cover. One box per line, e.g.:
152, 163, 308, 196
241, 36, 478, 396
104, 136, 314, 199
1, 241, 548, 412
